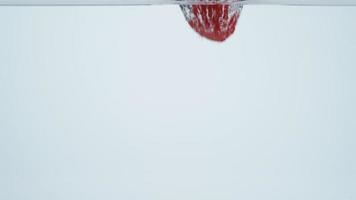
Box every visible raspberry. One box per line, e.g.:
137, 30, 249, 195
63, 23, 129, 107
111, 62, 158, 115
180, 3, 242, 42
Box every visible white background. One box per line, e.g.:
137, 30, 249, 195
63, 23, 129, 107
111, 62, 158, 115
1, 5, 356, 200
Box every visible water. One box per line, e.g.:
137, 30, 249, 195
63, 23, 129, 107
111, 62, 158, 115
1, 0, 356, 41
1, 3, 356, 200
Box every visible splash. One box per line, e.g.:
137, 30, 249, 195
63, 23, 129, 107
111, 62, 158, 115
180, 3, 243, 42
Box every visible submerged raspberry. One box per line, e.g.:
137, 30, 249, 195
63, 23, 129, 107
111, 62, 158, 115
180, 4, 242, 42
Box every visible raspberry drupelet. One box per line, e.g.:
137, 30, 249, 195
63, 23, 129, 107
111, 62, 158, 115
180, 3, 242, 42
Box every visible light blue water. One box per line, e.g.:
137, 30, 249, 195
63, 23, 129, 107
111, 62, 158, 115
0, 5, 355, 200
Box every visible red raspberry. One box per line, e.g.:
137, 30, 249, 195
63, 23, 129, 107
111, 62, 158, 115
180, 4, 242, 42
